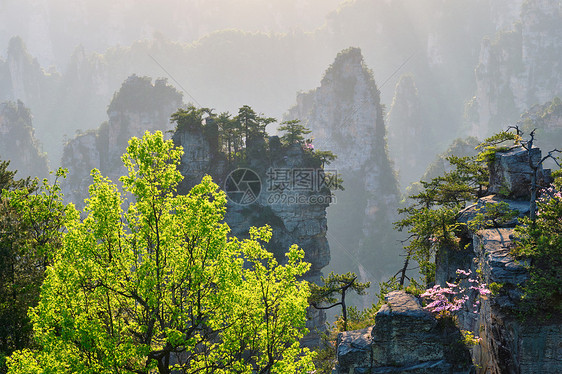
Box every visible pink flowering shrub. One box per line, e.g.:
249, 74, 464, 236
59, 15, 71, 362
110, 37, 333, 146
421, 269, 490, 345
421, 269, 490, 317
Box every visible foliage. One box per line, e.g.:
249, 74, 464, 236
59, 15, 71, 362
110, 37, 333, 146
235, 105, 276, 145
513, 180, 562, 317
170, 105, 212, 132
467, 201, 519, 231
0, 164, 69, 373
460, 330, 482, 347
487, 282, 504, 296
395, 133, 512, 288
7, 132, 314, 374
310, 150, 337, 168
475, 130, 519, 164
309, 272, 369, 332
395, 205, 463, 286
278, 119, 311, 145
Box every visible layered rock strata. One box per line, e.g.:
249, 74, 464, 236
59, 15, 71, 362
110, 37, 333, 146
334, 291, 473, 374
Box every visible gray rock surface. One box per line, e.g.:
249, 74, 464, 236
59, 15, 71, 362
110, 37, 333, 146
436, 146, 562, 373
61, 75, 182, 208
333, 291, 473, 374
173, 130, 332, 347
468, 0, 562, 137
458, 194, 530, 229
285, 47, 400, 287
488, 146, 551, 199
334, 326, 372, 374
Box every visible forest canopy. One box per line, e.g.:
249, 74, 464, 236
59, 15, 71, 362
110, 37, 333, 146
5, 131, 315, 374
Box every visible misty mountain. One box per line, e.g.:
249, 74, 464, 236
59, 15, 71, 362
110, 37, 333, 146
61, 75, 182, 207
285, 47, 400, 288
1, 0, 537, 174
0, 100, 49, 180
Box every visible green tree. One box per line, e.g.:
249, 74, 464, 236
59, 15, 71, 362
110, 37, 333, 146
309, 272, 369, 332
513, 171, 562, 317
278, 120, 311, 145
394, 140, 495, 287
0, 164, 69, 373
7, 132, 314, 374
170, 105, 211, 132
235, 105, 275, 147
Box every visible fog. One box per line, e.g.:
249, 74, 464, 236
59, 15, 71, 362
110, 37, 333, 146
0, 0, 345, 67
1, 0, 561, 314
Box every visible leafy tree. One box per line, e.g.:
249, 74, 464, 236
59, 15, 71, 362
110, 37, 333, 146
216, 112, 240, 162
7, 132, 314, 374
309, 272, 369, 332
0, 164, 68, 372
513, 171, 562, 317
278, 120, 311, 145
394, 130, 529, 287
170, 105, 211, 132
394, 154, 485, 287
235, 105, 275, 147
311, 151, 337, 169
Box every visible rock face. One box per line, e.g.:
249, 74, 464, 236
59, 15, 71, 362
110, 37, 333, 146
468, 0, 562, 137
334, 291, 473, 374
488, 146, 552, 199
386, 75, 432, 188
172, 128, 332, 347
61, 75, 182, 207
438, 225, 562, 374
0, 37, 61, 164
436, 146, 562, 374
334, 145, 561, 373
0, 100, 49, 179
285, 47, 400, 287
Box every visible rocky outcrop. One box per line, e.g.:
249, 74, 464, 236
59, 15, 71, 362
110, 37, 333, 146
467, 0, 562, 137
334, 291, 473, 374
0, 100, 49, 179
285, 47, 400, 287
488, 146, 551, 199
334, 145, 561, 373
173, 128, 332, 347
436, 146, 562, 373
386, 75, 431, 188
61, 75, 182, 207
0, 37, 61, 164
438, 224, 562, 374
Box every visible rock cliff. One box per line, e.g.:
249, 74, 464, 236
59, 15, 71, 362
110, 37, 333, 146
467, 0, 562, 137
285, 47, 400, 288
172, 127, 333, 347
436, 146, 561, 373
0, 37, 61, 164
0, 100, 49, 179
333, 145, 561, 373
61, 75, 182, 207
386, 75, 431, 188
334, 291, 473, 374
